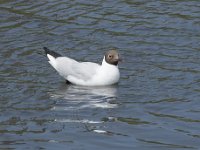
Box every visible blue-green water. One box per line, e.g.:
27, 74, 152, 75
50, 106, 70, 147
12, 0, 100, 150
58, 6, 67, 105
1, 0, 200, 149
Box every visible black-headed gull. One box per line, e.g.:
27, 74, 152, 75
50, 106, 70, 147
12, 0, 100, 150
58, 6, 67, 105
44, 47, 120, 86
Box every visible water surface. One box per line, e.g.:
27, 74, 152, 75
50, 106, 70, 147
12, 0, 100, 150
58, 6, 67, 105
1, 0, 200, 149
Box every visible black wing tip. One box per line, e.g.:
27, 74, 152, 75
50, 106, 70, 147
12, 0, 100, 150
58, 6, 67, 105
43, 47, 62, 58
43, 47, 50, 55
43, 47, 48, 51
66, 80, 72, 84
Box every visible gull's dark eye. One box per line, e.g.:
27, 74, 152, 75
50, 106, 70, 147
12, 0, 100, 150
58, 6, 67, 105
108, 55, 112, 58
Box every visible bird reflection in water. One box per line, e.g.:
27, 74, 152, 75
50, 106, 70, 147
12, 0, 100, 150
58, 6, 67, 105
50, 83, 119, 110
49, 84, 119, 127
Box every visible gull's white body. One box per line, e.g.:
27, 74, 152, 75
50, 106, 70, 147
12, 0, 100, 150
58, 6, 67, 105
47, 54, 120, 86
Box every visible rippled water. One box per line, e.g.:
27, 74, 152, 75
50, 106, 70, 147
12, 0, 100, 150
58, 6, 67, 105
1, 0, 200, 149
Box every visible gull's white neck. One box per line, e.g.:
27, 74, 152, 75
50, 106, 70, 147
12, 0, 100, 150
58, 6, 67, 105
101, 57, 118, 68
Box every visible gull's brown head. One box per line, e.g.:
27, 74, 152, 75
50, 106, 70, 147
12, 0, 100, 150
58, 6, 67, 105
105, 49, 120, 66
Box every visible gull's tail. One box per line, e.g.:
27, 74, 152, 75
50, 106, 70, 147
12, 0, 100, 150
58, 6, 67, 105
43, 47, 62, 58
43, 47, 62, 69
